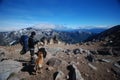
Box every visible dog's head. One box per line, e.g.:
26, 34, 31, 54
37, 48, 47, 58
37, 51, 43, 58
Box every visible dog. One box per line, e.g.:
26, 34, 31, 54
34, 48, 47, 74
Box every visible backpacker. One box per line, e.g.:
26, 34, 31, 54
20, 35, 29, 55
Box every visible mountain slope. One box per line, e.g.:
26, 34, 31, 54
0, 27, 94, 46
90, 25, 120, 47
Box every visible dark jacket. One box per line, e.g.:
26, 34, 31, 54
28, 36, 38, 48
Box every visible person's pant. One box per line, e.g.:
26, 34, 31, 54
30, 48, 35, 64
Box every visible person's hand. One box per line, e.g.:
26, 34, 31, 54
36, 40, 39, 43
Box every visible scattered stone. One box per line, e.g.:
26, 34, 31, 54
113, 61, 120, 69
84, 73, 89, 77
64, 49, 72, 55
67, 64, 84, 80
66, 75, 69, 79
79, 48, 84, 53
46, 66, 54, 71
76, 57, 80, 59
0, 51, 5, 61
0, 60, 22, 80
54, 70, 65, 80
98, 59, 112, 63
90, 50, 98, 54
112, 66, 120, 76
81, 61, 85, 64
112, 48, 120, 56
106, 69, 110, 73
47, 58, 62, 67
86, 54, 95, 62
46, 47, 63, 55
70, 61, 76, 65
97, 49, 112, 55
76, 62, 80, 65
73, 49, 81, 54
88, 63, 97, 70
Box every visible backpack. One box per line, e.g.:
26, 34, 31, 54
20, 35, 29, 55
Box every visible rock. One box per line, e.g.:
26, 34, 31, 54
0, 48, 9, 62
73, 49, 81, 54
54, 70, 65, 80
7, 72, 19, 80
46, 66, 54, 71
90, 50, 98, 54
88, 63, 97, 70
86, 54, 95, 62
0, 51, 5, 61
46, 47, 63, 55
99, 59, 112, 63
113, 61, 120, 69
0, 60, 22, 80
79, 48, 84, 53
64, 49, 72, 55
84, 73, 89, 77
97, 49, 113, 55
106, 69, 110, 73
47, 58, 62, 67
112, 48, 120, 56
67, 64, 84, 80
112, 66, 120, 76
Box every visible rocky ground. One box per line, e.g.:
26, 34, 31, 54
0, 41, 120, 80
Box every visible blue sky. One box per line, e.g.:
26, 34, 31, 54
0, 0, 120, 31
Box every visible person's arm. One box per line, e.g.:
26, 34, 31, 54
34, 40, 39, 45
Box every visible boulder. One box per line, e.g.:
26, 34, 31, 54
88, 63, 97, 71
73, 49, 81, 54
67, 64, 84, 80
97, 48, 113, 55
0, 51, 5, 61
98, 59, 112, 63
112, 66, 120, 76
64, 49, 72, 55
54, 70, 65, 80
0, 60, 22, 80
86, 54, 95, 62
90, 50, 98, 54
47, 58, 62, 67
46, 47, 63, 55
46, 66, 54, 71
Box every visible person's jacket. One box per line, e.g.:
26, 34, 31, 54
28, 36, 38, 49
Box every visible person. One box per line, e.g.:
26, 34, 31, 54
28, 31, 39, 64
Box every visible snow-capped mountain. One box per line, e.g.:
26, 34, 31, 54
0, 25, 95, 46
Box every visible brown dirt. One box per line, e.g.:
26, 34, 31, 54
1, 42, 120, 80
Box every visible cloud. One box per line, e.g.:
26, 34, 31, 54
0, 19, 37, 31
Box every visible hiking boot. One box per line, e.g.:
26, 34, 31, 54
30, 60, 35, 65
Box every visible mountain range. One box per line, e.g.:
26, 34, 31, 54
0, 24, 107, 46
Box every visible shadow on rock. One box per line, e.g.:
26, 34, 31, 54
67, 65, 76, 80
53, 72, 59, 80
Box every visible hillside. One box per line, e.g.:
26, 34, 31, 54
0, 41, 120, 80
88, 25, 120, 46
0, 27, 95, 46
